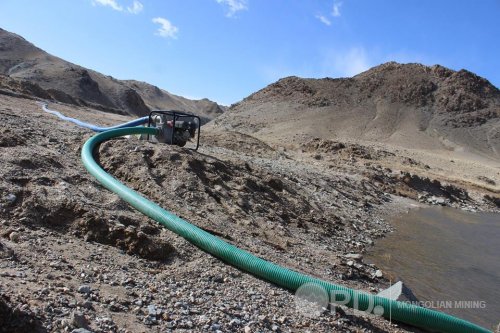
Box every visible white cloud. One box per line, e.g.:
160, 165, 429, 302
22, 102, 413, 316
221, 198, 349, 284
127, 0, 143, 14
316, 14, 331, 26
332, 1, 342, 17
316, 1, 341, 26
92, 0, 123, 11
216, 0, 248, 17
323, 47, 371, 77
152, 17, 179, 39
92, 0, 143, 14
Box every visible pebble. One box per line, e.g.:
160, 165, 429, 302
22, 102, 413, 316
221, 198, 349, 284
147, 304, 157, 316
71, 311, 89, 328
344, 253, 363, 260
212, 275, 224, 283
229, 318, 241, 326
61, 318, 72, 329
375, 270, 383, 278
5, 193, 16, 204
9, 232, 20, 242
71, 329, 93, 333
244, 326, 251, 333
84, 301, 94, 309
78, 285, 91, 294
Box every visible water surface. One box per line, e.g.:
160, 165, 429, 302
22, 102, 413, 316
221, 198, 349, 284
366, 206, 500, 329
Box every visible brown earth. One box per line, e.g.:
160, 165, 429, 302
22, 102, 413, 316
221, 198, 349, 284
0, 89, 499, 332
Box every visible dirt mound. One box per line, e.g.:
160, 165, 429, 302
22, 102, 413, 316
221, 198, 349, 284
211, 62, 500, 159
98, 138, 347, 247
0, 28, 224, 119
0, 101, 173, 261
203, 130, 278, 157
367, 171, 470, 204
302, 138, 484, 208
303, 138, 396, 161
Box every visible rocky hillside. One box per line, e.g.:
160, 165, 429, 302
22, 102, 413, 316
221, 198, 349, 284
123, 80, 226, 122
0, 28, 224, 119
211, 62, 500, 159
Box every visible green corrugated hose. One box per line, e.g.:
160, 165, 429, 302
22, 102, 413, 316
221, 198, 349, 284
81, 127, 491, 333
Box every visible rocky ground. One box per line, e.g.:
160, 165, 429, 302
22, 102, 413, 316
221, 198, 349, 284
0, 95, 499, 332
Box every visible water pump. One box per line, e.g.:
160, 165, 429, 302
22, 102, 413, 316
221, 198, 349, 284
147, 111, 201, 150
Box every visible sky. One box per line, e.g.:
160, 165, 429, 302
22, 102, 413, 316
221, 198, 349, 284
0, 0, 499, 105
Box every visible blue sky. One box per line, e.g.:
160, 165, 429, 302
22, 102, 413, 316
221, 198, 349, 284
0, 0, 499, 105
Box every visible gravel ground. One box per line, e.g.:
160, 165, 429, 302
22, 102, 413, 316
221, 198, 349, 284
1, 96, 498, 332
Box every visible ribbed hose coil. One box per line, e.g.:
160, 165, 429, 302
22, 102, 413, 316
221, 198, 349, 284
81, 127, 491, 333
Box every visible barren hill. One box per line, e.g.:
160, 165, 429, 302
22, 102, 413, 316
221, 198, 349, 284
211, 62, 500, 159
123, 80, 226, 121
0, 27, 224, 119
